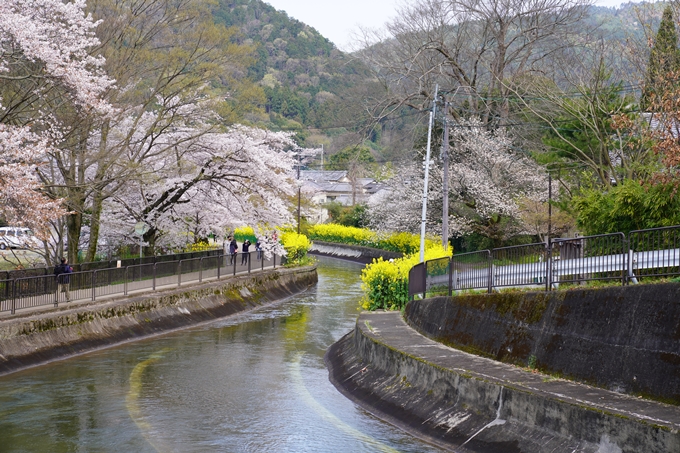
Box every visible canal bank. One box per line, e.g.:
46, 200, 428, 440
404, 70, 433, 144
309, 240, 402, 264
326, 310, 680, 453
0, 266, 317, 375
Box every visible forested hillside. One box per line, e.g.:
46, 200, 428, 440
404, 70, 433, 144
211, 0, 383, 156
210, 1, 665, 166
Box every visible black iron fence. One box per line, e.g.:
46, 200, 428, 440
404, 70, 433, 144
0, 251, 283, 314
409, 225, 680, 299
0, 248, 223, 281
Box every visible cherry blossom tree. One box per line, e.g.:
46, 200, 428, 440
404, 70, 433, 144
0, 126, 64, 236
41, 0, 260, 262
99, 125, 298, 253
0, 0, 112, 111
369, 118, 548, 244
0, 0, 112, 250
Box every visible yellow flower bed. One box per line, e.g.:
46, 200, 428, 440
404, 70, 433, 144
234, 226, 256, 243
184, 242, 219, 252
361, 243, 451, 311
308, 223, 450, 309
280, 231, 311, 265
308, 223, 439, 254
307, 224, 375, 246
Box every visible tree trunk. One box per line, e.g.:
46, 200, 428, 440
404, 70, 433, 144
67, 211, 82, 264
86, 191, 105, 262
143, 228, 158, 257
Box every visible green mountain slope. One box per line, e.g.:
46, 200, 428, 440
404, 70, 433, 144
211, 0, 380, 149
210, 0, 667, 165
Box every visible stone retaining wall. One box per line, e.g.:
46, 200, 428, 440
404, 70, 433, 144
0, 266, 317, 375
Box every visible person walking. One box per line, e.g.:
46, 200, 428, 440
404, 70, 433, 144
54, 258, 73, 302
255, 239, 262, 260
241, 240, 251, 265
228, 236, 238, 264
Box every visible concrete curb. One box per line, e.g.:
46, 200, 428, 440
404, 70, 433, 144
0, 266, 317, 375
325, 311, 680, 453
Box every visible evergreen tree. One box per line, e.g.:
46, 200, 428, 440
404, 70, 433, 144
642, 5, 680, 111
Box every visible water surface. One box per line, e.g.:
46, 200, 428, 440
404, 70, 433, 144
0, 258, 444, 453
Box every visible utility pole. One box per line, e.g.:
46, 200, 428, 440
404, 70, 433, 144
441, 97, 449, 250
419, 84, 438, 263
545, 171, 552, 292
297, 150, 301, 234
548, 172, 552, 244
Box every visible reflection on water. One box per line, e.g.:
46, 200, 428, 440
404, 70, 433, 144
0, 258, 444, 453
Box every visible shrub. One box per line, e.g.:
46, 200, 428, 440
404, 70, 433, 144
280, 231, 311, 265
574, 179, 680, 235
324, 201, 369, 228
308, 223, 375, 246
184, 242, 218, 252
307, 223, 440, 255
360, 243, 451, 311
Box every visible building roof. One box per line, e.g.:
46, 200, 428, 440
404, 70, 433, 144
300, 170, 348, 183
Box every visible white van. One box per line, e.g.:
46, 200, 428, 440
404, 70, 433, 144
0, 227, 42, 250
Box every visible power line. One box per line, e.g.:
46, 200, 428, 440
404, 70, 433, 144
438, 81, 643, 102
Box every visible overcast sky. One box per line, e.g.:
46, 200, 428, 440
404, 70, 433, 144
263, 0, 642, 51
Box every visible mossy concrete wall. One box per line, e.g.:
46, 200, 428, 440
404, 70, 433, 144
309, 240, 402, 264
405, 283, 680, 404
326, 311, 680, 453
0, 266, 317, 375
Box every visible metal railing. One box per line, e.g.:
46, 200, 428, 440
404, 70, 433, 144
1, 251, 282, 315
409, 225, 680, 299
0, 248, 223, 281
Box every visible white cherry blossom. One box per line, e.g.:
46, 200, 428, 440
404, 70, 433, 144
369, 118, 548, 242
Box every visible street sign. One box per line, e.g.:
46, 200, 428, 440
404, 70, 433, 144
134, 222, 149, 235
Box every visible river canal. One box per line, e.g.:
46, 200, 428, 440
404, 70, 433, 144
0, 257, 444, 452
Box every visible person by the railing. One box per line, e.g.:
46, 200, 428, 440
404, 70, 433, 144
255, 239, 262, 260
242, 240, 251, 265
54, 258, 73, 302
228, 236, 238, 264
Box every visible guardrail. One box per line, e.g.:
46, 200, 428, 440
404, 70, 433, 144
408, 225, 680, 299
0, 251, 283, 314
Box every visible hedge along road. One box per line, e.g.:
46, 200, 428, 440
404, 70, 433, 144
0, 257, 445, 453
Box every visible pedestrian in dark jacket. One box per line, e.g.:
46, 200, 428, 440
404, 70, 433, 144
54, 258, 73, 302
228, 236, 238, 264
241, 240, 251, 265
255, 239, 262, 260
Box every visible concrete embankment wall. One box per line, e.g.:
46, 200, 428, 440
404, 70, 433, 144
326, 311, 680, 453
405, 283, 680, 405
309, 240, 402, 264
0, 266, 317, 375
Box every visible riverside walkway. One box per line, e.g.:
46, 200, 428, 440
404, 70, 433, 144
0, 252, 282, 318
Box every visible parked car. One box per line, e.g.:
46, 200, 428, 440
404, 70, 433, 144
0, 227, 42, 250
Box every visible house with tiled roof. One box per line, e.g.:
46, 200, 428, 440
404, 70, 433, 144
299, 170, 387, 222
